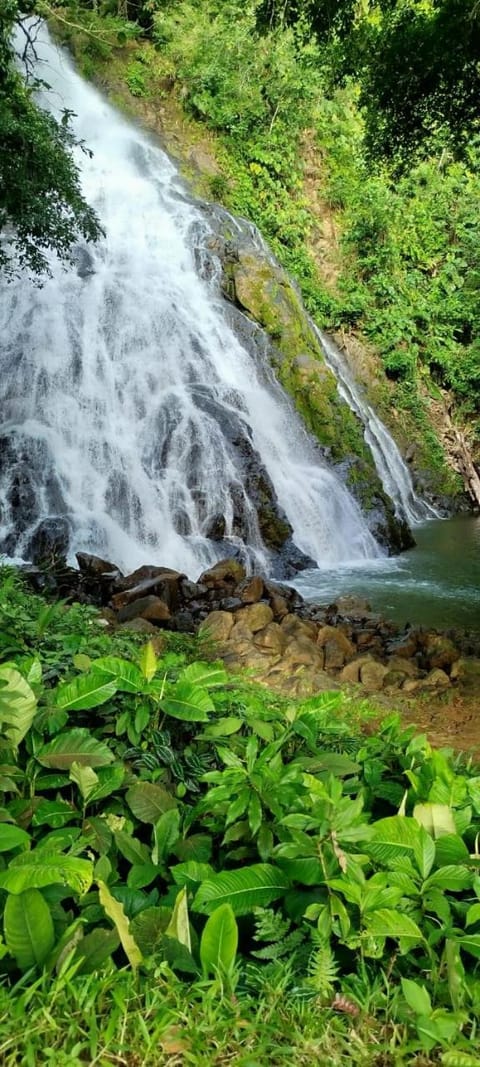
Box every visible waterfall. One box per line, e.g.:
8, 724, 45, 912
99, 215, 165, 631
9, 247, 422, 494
0, 25, 382, 578
317, 330, 438, 525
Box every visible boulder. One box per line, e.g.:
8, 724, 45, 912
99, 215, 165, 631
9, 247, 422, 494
253, 622, 287, 655
236, 575, 264, 604
282, 636, 325, 671
336, 595, 371, 617
112, 573, 182, 612
339, 661, 362, 684
76, 552, 121, 577
360, 660, 389, 692
269, 594, 289, 620
118, 617, 157, 634
317, 626, 354, 665
235, 603, 273, 633
199, 610, 235, 643
199, 559, 246, 586
419, 668, 451, 689
27, 517, 70, 564
117, 595, 171, 624
386, 655, 420, 678
115, 565, 182, 591
422, 634, 460, 672
281, 614, 318, 641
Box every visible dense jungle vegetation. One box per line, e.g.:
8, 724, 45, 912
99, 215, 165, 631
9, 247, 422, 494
1, 569, 480, 1065
2, 3, 480, 1063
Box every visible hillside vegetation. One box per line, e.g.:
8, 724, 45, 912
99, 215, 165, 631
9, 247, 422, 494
44, 0, 480, 501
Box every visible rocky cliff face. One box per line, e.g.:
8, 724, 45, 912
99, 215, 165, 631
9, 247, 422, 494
196, 204, 413, 553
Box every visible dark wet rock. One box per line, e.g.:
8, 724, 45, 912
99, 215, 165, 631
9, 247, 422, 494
199, 559, 246, 586
218, 596, 243, 612
204, 514, 226, 540
237, 575, 264, 603
76, 553, 122, 578
117, 595, 171, 624
27, 517, 71, 565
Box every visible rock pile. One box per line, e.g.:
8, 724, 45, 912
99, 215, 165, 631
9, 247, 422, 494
23, 552, 475, 699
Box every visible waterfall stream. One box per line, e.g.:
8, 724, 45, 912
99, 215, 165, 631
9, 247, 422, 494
317, 331, 438, 524
0, 28, 417, 579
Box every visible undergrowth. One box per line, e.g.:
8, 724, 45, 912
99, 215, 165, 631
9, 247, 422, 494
1, 569, 480, 1064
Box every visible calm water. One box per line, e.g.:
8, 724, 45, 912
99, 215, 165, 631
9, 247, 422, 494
295, 515, 480, 632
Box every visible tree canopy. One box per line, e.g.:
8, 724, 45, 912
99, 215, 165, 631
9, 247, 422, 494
0, 0, 102, 279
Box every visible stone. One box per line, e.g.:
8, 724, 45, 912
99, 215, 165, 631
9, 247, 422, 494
383, 669, 410, 688
117, 596, 170, 623
281, 614, 318, 640
317, 625, 354, 663
180, 579, 208, 601
253, 622, 287, 655
339, 661, 362, 684
235, 603, 273, 633
387, 655, 420, 678
118, 617, 157, 634
450, 658, 480, 691
199, 610, 235, 643
269, 594, 289, 620
171, 610, 195, 632
218, 597, 243, 612
112, 573, 182, 612
282, 636, 324, 671
419, 668, 451, 689
387, 631, 420, 658
323, 639, 349, 670
27, 517, 70, 564
336, 595, 371, 616
360, 660, 389, 692
76, 552, 121, 577
422, 634, 460, 672
115, 565, 182, 591
236, 575, 264, 603
199, 559, 246, 586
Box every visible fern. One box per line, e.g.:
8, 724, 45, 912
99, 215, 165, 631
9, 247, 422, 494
252, 908, 305, 961
306, 935, 338, 1000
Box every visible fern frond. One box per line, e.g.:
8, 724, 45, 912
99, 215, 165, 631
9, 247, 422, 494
307, 941, 338, 999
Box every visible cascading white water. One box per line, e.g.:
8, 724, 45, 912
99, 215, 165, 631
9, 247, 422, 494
317, 330, 438, 524
0, 26, 382, 577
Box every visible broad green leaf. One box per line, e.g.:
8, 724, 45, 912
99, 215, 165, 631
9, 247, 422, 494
0, 824, 30, 852
4, 888, 55, 970
138, 643, 158, 683
435, 834, 470, 866
201, 717, 243, 738
193, 864, 289, 916
166, 887, 191, 951
126, 783, 176, 824
442, 1053, 480, 1067
54, 674, 116, 711
200, 903, 238, 977
414, 803, 456, 838
37, 729, 115, 769
0, 851, 93, 895
171, 862, 214, 887
456, 935, 480, 959
114, 830, 150, 867
130, 906, 171, 955
127, 863, 160, 890
466, 903, 480, 927
364, 909, 423, 943
152, 808, 180, 866
276, 857, 324, 886
0, 667, 37, 746
173, 835, 212, 863
368, 816, 433, 876
424, 865, 473, 892
401, 977, 432, 1016
90, 657, 145, 693
98, 880, 142, 969
70, 762, 98, 801
72, 654, 92, 672
180, 662, 228, 688
161, 681, 214, 722
32, 800, 77, 830
74, 927, 120, 974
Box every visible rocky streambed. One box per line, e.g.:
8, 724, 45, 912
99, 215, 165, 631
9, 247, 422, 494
23, 552, 480, 705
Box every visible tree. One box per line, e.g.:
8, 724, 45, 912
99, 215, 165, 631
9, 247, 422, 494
0, 0, 103, 279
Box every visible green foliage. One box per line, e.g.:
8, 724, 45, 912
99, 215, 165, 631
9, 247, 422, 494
0, 1, 103, 277
1, 574, 480, 1059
